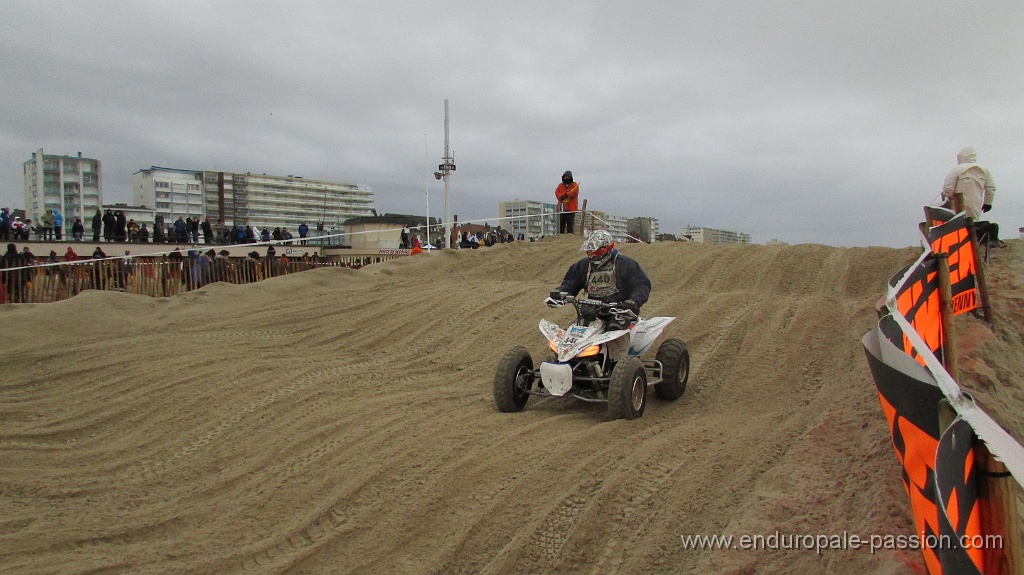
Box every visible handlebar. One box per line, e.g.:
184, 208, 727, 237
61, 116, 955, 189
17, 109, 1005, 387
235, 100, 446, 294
551, 292, 637, 320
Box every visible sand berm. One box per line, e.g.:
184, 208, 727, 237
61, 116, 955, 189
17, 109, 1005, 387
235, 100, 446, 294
3, 236, 1023, 575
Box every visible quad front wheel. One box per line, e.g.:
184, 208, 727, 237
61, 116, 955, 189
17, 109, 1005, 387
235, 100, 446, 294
493, 346, 535, 413
608, 356, 647, 420
654, 339, 689, 401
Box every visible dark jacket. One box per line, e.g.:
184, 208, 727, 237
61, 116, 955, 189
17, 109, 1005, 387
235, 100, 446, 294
557, 251, 651, 308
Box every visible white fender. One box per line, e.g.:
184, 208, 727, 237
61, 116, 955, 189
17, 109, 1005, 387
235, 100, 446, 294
628, 316, 676, 356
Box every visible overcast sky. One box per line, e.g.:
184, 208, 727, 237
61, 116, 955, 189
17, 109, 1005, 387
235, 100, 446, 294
2, 1, 1021, 247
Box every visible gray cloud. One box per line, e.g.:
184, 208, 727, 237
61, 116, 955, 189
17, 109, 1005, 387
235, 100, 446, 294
2, 1, 1021, 246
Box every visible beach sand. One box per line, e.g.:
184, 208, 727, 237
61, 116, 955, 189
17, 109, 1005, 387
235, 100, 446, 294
2, 236, 1021, 574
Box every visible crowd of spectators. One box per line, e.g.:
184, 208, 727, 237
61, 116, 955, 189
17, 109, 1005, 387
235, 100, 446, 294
0, 208, 317, 248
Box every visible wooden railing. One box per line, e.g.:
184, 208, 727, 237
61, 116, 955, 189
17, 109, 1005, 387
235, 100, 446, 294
0, 254, 399, 304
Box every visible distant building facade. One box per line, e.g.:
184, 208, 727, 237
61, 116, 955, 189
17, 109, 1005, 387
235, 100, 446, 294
499, 200, 557, 240
133, 167, 204, 225
580, 210, 630, 242
23, 149, 103, 225
343, 214, 441, 251
202, 172, 375, 235
680, 226, 751, 245
134, 166, 376, 236
627, 217, 659, 243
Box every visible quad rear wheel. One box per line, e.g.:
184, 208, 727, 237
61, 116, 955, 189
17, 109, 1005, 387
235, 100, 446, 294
493, 346, 534, 413
654, 339, 689, 401
608, 356, 647, 420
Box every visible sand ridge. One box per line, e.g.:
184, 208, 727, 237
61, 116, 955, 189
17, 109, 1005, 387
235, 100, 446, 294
1, 237, 1021, 574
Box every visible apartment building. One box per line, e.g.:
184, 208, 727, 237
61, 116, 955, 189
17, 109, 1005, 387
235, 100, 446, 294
579, 210, 630, 242
498, 200, 557, 240
133, 167, 204, 224
626, 217, 659, 243
134, 167, 375, 235
23, 149, 103, 224
202, 172, 375, 234
680, 226, 751, 245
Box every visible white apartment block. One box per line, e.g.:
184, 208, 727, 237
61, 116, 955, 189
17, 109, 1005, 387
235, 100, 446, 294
580, 210, 630, 242
134, 167, 204, 224
680, 226, 751, 245
134, 167, 375, 234
499, 200, 557, 240
202, 172, 375, 234
23, 149, 103, 225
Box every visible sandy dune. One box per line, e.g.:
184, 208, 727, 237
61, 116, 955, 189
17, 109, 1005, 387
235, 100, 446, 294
2, 236, 1022, 574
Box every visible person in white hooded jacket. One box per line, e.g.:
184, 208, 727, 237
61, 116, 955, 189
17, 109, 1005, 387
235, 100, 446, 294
942, 147, 996, 219
941, 147, 1002, 245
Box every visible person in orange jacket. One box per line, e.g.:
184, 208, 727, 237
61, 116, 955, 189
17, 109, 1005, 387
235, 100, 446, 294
555, 170, 579, 234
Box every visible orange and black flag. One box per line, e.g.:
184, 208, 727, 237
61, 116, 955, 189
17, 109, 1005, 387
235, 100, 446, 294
924, 205, 957, 228
864, 322, 983, 575
885, 253, 943, 365
935, 417, 984, 574
925, 212, 979, 317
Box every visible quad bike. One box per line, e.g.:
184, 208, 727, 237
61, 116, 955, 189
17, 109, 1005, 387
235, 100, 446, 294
493, 293, 689, 420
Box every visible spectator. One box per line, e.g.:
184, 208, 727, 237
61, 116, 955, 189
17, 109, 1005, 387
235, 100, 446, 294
92, 209, 102, 242
21, 246, 37, 265
128, 219, 139, 242
272, 227, 282, 241
53, 209, 64, 240
188, 249, 209, 287
115, 210, 127, 242
0, 207, 9, 241
119, 250, 133, 289
215, 219, 228, 244
262, 228, 271, 242
41, 209, 56, 240
3, 243, 25, 302
201, 217, 213, 244
213, 249, 232, 281
72, 218, 84, 241
102, 209, 116, 242
10, 218, 27, 241
555, 170, 580, 234
64, 246, 78, 261
189, 216, 200, 243
46, 250, 59, 276
299, 222, 309, 245
173, 217, 187, 243
139, 223, 150, 243
941, 147, 1004, 247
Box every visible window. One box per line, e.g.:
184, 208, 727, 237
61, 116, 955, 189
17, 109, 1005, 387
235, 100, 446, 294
155, 181, 170, 189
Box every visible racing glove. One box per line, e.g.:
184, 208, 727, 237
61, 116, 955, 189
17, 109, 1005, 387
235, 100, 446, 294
546, 290, 566, 307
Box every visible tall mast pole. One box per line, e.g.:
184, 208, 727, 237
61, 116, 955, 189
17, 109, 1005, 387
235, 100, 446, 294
441, 99, 454, 248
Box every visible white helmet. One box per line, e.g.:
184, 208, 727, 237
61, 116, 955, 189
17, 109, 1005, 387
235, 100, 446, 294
580, 229, 614, 252
580, 230, 616, 263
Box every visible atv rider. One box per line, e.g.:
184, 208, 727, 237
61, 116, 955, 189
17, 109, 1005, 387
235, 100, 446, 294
546, 230, 652, 325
